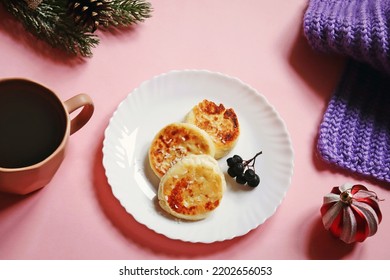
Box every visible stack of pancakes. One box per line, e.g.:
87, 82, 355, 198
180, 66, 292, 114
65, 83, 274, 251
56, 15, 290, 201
149, 99, 240, 220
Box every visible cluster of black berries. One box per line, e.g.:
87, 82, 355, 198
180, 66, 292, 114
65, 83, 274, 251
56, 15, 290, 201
226, 151, 262, 187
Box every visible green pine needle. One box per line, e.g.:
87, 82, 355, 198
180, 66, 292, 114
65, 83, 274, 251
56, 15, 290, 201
0, 0, 98, 57
0, 0, 153, 57
109, 0, 153, 27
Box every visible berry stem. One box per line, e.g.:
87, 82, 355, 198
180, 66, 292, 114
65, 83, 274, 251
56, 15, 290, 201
244, 151, 262, 167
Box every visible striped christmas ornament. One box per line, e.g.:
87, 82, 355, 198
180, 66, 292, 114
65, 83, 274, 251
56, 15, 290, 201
320, 183, 382, 244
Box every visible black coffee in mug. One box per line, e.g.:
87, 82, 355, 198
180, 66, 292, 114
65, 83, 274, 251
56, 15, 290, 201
0, 80, 66, 168
0, 78, 93, 194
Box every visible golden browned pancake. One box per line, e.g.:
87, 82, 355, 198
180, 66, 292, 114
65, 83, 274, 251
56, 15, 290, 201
158, 154, 226, 220
149, 122, 215, 178
185, 99, 240, 159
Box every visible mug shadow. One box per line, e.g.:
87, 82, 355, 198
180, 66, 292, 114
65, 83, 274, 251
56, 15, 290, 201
92, 137, 243, 258
0, 192, 28, 211
0, 187, 42, 214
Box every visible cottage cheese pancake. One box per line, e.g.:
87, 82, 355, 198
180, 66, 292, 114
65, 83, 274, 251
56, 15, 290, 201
158, 154, 226, 220
185, 99, 240, 159
149, 122, 215, 178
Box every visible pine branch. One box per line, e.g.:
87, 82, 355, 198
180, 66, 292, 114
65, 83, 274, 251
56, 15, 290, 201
0, 0, 99, 57
108, 0, 153, 28
0, 0, 153, 57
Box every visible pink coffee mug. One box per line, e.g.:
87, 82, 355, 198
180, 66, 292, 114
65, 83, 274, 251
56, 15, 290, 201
0, 78, 94, 194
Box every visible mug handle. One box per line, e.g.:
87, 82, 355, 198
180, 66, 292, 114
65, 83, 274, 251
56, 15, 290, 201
64, 94, 94, 135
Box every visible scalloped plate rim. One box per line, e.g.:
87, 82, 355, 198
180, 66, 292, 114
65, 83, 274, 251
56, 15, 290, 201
102, 69, 294, 243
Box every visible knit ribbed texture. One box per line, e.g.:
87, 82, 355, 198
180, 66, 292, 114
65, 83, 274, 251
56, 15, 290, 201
304, 0, 390, 75
303, 0, 390, 183
317, 61, 390, 182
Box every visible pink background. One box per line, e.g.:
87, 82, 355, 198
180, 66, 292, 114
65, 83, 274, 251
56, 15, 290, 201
0, 0, 389, 260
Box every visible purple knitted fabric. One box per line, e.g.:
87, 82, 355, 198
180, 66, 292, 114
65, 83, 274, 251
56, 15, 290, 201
303, 0, 390, 183
304, 0, 390, 74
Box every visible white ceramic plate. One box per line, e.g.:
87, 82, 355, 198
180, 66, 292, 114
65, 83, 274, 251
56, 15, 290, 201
102, 70, 294, 243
